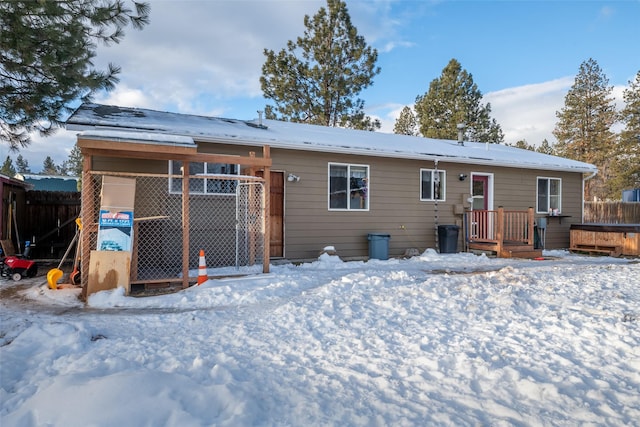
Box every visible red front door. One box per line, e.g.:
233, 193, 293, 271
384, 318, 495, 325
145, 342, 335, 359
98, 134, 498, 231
472, 175, 489, 210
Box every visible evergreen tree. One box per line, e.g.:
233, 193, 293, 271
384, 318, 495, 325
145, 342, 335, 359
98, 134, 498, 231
393, 106, 418, 136
553, 58, 617, 200
1, 1, 150, 149
414, 59, 504, 143
1, 156, 16, 177
260, 0, 380, 130
67, 144, 84, 177
608, 70, 640, 197
42, 156, 57, 175
536, 139, 555, 155
15, 154, 30, 173
57, 161, 70, 176
507, 139, 535, 151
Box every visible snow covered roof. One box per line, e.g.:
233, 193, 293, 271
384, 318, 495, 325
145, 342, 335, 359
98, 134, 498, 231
65, 103, 598, 173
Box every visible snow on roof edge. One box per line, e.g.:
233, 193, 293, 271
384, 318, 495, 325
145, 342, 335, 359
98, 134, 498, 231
191, 133, 599, 174
79, 129, 195, 146
66, 103, 598, 174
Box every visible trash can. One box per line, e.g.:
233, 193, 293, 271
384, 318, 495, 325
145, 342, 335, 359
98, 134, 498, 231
368, 233, 390, 260
437, 225, 459, 253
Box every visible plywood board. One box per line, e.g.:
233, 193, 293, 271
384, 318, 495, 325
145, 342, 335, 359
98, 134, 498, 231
101, 176, 136, 211
87, 250, 131, 297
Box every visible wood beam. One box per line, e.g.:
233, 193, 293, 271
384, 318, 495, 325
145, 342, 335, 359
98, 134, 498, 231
262, 145, 271, 273
78, 138, 272, 168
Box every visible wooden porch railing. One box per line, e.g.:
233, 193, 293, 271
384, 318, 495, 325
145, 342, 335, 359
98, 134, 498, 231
466, 207, 539, 258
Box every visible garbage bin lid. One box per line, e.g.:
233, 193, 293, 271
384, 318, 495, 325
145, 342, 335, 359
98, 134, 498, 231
368, 233, 391, 238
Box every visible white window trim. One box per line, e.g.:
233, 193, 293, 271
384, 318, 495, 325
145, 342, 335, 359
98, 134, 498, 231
420, 168, 446, 202
328, 162, 370, 211
168, 160, 240, 196
536, 176, 562, 214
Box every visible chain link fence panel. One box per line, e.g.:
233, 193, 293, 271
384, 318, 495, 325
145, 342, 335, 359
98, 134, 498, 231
81, 171, 264, 287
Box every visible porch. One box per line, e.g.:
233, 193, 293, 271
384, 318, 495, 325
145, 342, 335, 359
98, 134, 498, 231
465, 207, 542, 259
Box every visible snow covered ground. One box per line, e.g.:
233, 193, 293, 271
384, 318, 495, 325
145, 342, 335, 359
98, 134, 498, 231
1, 250, 639, 426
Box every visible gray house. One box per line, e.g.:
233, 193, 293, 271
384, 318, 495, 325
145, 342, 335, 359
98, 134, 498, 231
66, 103, 597, 289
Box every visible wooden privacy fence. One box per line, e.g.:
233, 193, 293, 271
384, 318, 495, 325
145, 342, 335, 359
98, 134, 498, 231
23, 190, 81, 259
584, 202, 640, 224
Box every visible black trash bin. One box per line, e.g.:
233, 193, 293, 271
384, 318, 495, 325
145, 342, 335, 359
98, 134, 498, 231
368, 233, 390, 260
437, 225, 459, 253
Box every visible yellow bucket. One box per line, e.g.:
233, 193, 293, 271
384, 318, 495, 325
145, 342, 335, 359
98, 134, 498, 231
47, 268, 63, 290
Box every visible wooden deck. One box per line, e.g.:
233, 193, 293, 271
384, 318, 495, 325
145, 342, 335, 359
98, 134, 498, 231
466, 207, 542, 259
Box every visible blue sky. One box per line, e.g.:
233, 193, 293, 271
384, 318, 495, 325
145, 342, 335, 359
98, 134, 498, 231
8, 0, 639, 172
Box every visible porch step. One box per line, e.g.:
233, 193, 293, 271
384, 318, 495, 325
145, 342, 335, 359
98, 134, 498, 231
468, 242, 499, 252
469, 242, 542, 259
499, 248, 543, 259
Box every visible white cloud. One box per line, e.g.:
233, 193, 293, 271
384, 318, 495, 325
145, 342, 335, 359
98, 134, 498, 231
369, 102, 410, 134
13, 129, 77, 173
91, 0, 325, 116
95, 85, 155, 109
485, 78, 628, 146
483, 78, 574, 145
375, 78, 574, 143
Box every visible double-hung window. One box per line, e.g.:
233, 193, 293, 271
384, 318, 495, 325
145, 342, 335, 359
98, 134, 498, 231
328, 163, 369, 210
537, 177, 561, 213
420, 169, 445, 201
169, 161, 239, 195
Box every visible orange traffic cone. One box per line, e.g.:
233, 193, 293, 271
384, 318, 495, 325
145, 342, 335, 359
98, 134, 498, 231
197, 250, 208, 285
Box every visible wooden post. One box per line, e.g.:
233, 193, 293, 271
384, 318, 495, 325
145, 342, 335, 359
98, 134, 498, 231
182, 162, 190, 289
131, 222, 139, 282
528, 207, 535, 247
262, 145, 271, 274
80, 155, 93, 301
496, 207, 504, 255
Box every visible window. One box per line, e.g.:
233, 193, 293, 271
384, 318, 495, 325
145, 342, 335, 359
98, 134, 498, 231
537, 177, 561, 213
169, 161, 239, 195
420, 169, 445, 201
329, 163, 369, 210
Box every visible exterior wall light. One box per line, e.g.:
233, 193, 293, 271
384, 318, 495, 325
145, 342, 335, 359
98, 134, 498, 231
287, 173, 300, 182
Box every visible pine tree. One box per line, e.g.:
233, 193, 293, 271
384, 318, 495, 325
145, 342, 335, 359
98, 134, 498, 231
608, 70, 640, 197
260, 0, 380, 130
1, 156, 16, 176
393, 106, 418, 136
553, 58, 617, 200
507, 139, 535, 151
536, 139, 555, 155
1, 1, 150, 149
42, 156, 57, 175
57, 161, 70, 176
15, 154, 30, 173
414, 59, 504, 143
67, 144, 84, 177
